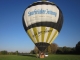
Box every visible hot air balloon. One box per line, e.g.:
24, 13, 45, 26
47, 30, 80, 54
22, 0, 63, 58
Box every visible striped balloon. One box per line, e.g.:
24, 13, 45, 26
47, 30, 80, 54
22, 1, 63, 52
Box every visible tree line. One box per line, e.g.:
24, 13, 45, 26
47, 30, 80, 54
0, 51, 19, 55
30, 41, 80, 55
0, 41, 80, 55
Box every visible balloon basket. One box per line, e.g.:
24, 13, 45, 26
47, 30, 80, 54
39, 52, 45, 58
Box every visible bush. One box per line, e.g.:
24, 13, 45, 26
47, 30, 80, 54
0, 50, 7, 55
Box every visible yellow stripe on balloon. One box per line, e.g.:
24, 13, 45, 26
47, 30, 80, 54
49, 30, 58, 44
46, 27, 53, 43
27, 29, 37, 43
41, 27, 45, 42
33, 27, 39, 42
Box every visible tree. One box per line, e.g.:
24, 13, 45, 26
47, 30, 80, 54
0, 51, 1, 55
30, 50, 35, 54
45, 43, 58, 54
33, 43, 58, 54
62, 46, 68, 54
75, 41, 80, 54
34, 46, 39, 54
56, 47, 63, 54
50, 43, 58, 54
47, 45, 51, 53
0, 50, 7, 55
15, 51, 18, 55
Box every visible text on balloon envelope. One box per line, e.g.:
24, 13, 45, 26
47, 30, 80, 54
28, 9, 57, 17
33, 28, 52, 37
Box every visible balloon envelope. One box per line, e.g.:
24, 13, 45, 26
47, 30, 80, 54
22, 1, 63, 52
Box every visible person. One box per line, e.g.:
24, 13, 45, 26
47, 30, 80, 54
40, 52, 45, 58
36, 53, 39, 58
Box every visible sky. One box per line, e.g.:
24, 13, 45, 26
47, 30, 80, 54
0, 0, 80, 53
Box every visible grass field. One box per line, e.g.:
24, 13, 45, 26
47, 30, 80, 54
0, 54, 80, 60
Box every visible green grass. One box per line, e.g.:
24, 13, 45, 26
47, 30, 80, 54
0, 54, 80, 60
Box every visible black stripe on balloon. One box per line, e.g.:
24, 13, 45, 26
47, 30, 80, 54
35, 42, 50, 52
22, 18, 28, 32
26, 22, 62, 32
27, 2, 55, 8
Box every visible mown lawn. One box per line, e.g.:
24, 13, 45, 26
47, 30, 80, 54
0, 54, 80, 60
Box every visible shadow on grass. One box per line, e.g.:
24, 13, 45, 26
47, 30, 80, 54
19, 54, 36, 57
